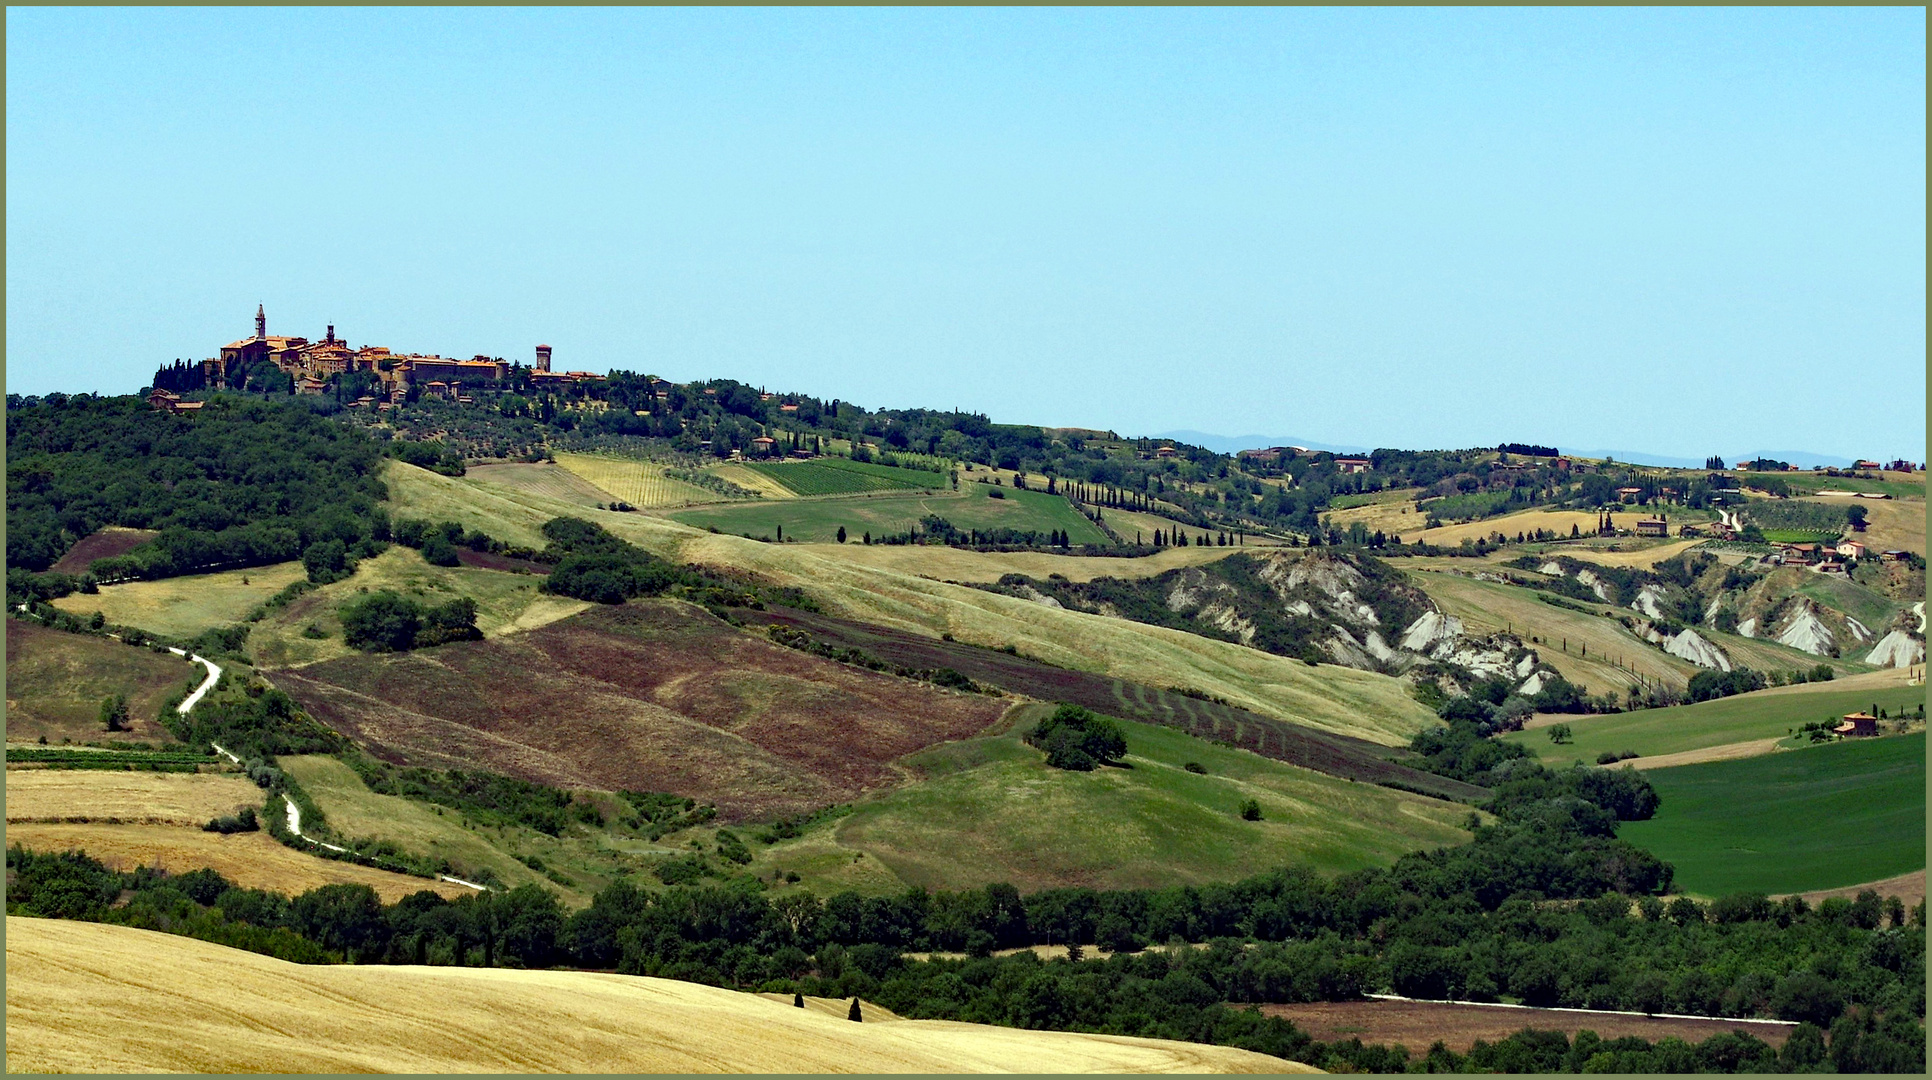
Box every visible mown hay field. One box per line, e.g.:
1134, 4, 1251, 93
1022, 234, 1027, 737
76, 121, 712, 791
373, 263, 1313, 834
1617, 733, 1925, 897
5, 619, 202, 744
1, 825, 473, 902
247, 546, 588, 669
49, 561, 309, 639
279, 755, 563, 898
385, 462, 1445, 745
706, 461, 799, 499
1501, 680, 1930, 767
806, 541, 1244, 584
275, 599, 1011, 821
1807, 492, 1926, 556
4, 770, 261, 826
552, 452, 720, 507
464, 459, 611, 507
5, 918, 1309, 1074
770, 713, 1474, 895
50, 526, 160, 575
668, 484, 1113, 546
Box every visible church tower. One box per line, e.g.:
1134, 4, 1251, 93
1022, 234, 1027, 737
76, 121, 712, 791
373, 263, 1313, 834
255, 304, 266, 340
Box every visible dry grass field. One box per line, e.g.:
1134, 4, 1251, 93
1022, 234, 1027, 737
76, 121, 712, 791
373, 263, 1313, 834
0, 825, 472, 902
5, 918, 1311, 1074
1411, 510, 1642, 548
1320, 490, 1429, 538
275, 599, 1012, 820
553, 452, 721, 507
49, 561, 310, 639
278, 755, 561, 898
464, 459, 611, 507
5, 619, 202, 744
795, 536, 1245, 583
4, 770, 261, 826
49, 526, 160, 575
1810, 492, 1926, 556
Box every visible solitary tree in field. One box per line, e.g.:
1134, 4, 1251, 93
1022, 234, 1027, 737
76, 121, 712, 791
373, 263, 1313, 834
100, 694, 130, 733
836, 526, 847, 543
794, 992, 805, 1008
1240, 798, 1263, 821
1548, 724, 1573, 745
848, 998, 863, 1022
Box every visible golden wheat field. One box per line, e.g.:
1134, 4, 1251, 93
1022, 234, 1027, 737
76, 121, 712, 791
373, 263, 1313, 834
48, 561, 310, 639
1, 824, 474, 903
4, 918, 1316, 1074
3, 770, 262, 826
553, 452, 721, 508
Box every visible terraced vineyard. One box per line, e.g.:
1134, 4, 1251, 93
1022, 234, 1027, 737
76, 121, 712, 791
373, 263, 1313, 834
743, 457, 943, 496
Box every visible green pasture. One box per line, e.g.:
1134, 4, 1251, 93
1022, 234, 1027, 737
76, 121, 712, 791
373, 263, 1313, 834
668, 484, 1112, 545
1786, 572, 1902, 632
1502, 684, 1926, 766
760, 710, 1475, 896
1761, 529, 1840, 545
742, 458, 942, 496
1774, 473, 1926, 499
1617, 734, 1925, 896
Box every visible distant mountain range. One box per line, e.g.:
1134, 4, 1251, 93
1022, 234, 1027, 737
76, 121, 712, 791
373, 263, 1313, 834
1153, 431, 1873, 470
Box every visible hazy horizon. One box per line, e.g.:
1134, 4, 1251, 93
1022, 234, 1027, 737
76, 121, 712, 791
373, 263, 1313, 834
7, 8, 1924, 461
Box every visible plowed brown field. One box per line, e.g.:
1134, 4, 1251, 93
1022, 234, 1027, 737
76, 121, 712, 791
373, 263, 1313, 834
277, 600, 1012, 819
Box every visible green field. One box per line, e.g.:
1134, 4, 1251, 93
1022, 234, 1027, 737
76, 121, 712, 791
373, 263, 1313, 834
1773, 473, 1926, 499
4, 619, 206, 745
669, 484, 1112, 545
757, 708, 1476, 896
1618, 734, 1925, 896
1786, 572, 1903, 633
1502, 683, 1927, 766
743, 458, 943, 496
1761, 529, 1840, 545
49, 562, 311, 639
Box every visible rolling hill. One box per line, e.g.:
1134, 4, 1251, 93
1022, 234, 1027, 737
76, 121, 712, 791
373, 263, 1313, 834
4, 917, 1311, 1074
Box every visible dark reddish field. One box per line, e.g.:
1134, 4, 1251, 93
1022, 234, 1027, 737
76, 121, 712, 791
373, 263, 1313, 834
276, 600, 1010, 819
1256, 999, 1795, 1055
732, 607, 1486, 802
50, 528, 160, 575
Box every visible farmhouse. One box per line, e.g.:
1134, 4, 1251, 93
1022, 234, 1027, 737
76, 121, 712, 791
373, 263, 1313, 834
1635, 519, 1669, 538
1836, 540, 1866, 560
1854, 460, 1883, 470
1833, 713, 1878, 737
1616, 487, 1644, 503
1333, 457, 1371, 474
146, 389, 204, 415
1155, 446, 1178, 459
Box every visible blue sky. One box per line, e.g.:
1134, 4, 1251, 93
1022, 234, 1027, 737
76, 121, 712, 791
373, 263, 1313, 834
7, 8, 1924, 460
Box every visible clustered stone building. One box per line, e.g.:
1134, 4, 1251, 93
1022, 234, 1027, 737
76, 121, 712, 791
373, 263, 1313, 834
180, 306, 601, 408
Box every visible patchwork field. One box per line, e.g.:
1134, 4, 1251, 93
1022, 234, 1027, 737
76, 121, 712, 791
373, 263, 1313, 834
278, 755, 564, 898
49, 561, 309, 639
247, 546, 589, 668
668, 484, 1113, 546
5, 619, 203, 744
1774, 471, 1925, 500
552, 452, 722, 507
50, 526, 159, 575
705, 461, 799, 499
4, 919, 1307, 1074
1616, 733, 1926, 897
1, 825, 473, 902
1502, 681, 1929, 767
1809, 492, 1926, 556
464, 459, 612, 507
743, 457, 942, 496
1411, 511, 1629, 548
4, 770, 261, 826
769, 712, 1475, 895
275, 599, 1011, 820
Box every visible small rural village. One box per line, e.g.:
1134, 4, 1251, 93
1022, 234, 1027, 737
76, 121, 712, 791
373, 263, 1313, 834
7, 8, 1924, 1076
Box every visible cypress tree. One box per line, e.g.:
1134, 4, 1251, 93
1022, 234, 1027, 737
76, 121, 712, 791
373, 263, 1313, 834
794, 992, 805, 1008
848, 998, 863, 1022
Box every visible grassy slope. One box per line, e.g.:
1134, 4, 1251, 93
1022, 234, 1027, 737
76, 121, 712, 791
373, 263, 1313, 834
278, 755, 567, 899
1811, 493, 1926, 556
764, 709, 1475, 896
790, 541, 1245, 585
1501, 680, 1930, 766
248, 546, 588, 669
49, 562, 309, 639
5, 918, 1307, 1074
464, 460, 611, 508
4, 619, 203, 744
743, 457, 938, 495
1617, 733, 1925, 897
385, 462, 1441, 746
666, 484, 1113, 545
